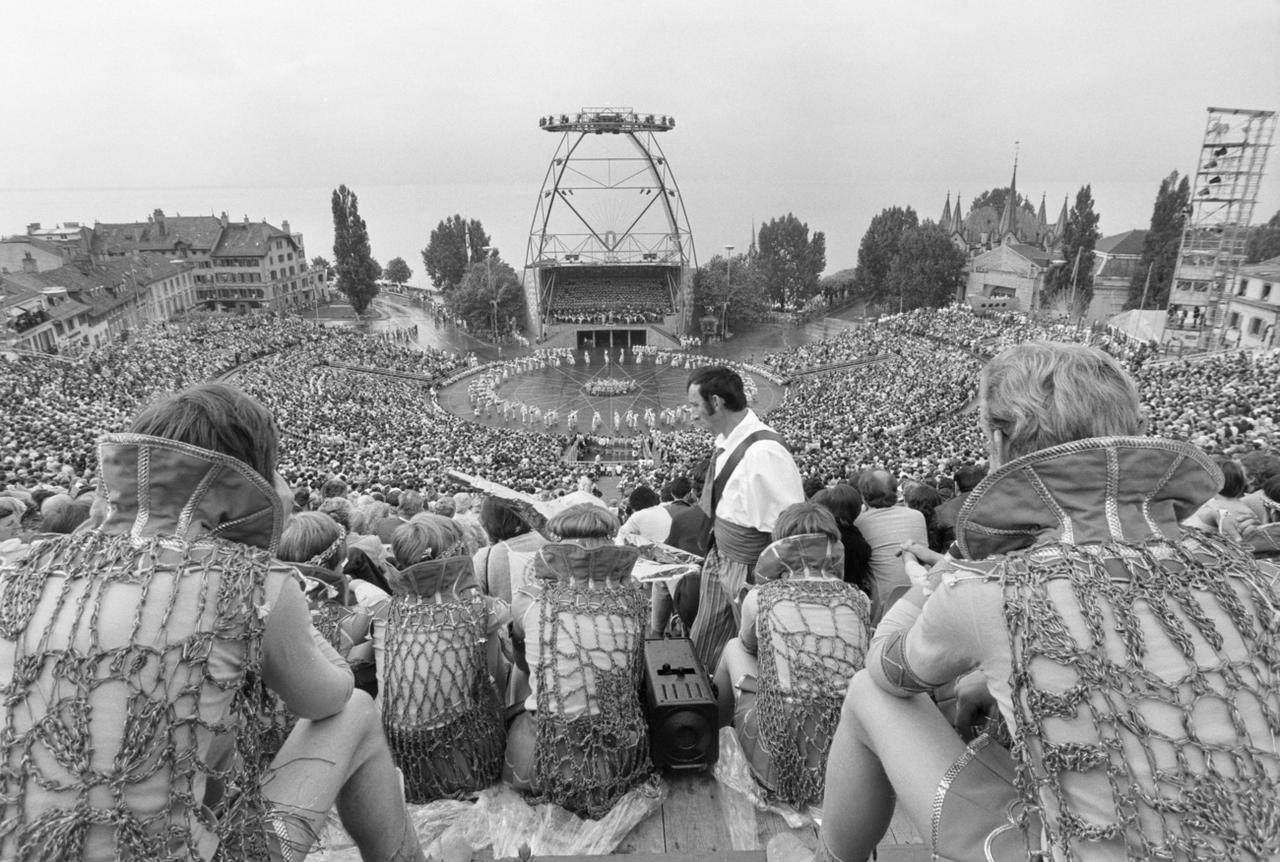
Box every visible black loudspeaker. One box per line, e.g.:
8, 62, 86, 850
642, 638, 719, 772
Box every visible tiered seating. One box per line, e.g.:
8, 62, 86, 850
548, 270, 672, 323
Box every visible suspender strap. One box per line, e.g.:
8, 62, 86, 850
711, 430, 787, 515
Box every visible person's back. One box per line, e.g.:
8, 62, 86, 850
852, 479, 926, 617
0, 435, 298, 860
0, 384, 425, 862
505, 505, 651, 818
819, 343, 1280, 862
751, 543, 870, 807
375, 517, 507, 803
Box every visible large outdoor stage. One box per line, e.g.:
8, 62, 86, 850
436, 348, 784, 438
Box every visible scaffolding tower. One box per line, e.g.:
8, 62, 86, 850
1166, 107, 1276, 347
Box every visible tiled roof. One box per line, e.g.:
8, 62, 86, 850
212, 221, 290, 257
0, 235, 64, 256
0, 253, 187, 319
1008, 243, 1052, 267
1095, 229, 1147, 257
91, 215, 224, 256
1240, 255, 1280, 280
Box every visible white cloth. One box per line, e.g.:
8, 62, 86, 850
617, 506, 672, 545
711, 410, 804, 534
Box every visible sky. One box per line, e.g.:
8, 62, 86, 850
3, 0, 1279, 275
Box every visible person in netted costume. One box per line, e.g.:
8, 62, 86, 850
278, 510, 386, 697
373, 513, 509, 803
504, 503, 653, 818
819, 342, 1280, 862
0, 383, 424, 862
713, 501, 870, 808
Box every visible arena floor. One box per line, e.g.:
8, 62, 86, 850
437, 351, 785, 437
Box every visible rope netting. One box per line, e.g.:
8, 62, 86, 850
1001, 530, 1280, 860
755, 578, 870, 807
532, 578, 651, 818
380, 590, 505, 803
0, 530, 278, 861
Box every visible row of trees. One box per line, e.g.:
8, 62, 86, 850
849, 207, 968, 312
421, 215, 526, 335
330, 178, 1280, 330
687, 214, 826, 333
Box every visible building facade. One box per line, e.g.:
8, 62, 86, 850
1089, 229, 1147, 321
2, 254, 194, 353
1224, 256, 1280, 349
89, 210, 325, 314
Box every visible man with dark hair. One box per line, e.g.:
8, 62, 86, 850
320, 476, 348, 500
663, 474, 710, 556
853, 469, 927, 620
680, 365, 803, 671
618, 485, 669, 544
933, 463, 988, 551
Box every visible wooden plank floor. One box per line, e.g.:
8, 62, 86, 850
313, 771, 926, 860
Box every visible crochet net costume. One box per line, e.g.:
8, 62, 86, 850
0, 434, 291, 862
0, 533, 281, 861
530, 542, 651, 818
755, 573, 870, 806
1000, 531, 1280, 860
952, 437, 1280, 860
379, 557, 505, 803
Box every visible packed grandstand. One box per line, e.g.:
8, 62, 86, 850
2, 305, 1275, 504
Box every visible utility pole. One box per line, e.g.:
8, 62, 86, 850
1138, 262, 1154, 311
482, 246, 499, 357
723, 245, 734, 337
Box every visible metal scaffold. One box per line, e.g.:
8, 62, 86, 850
523, 108, 697, 336
1166, 107, 1276, 348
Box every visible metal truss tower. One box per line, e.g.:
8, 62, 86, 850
1167, 107, 1276, 346
525, 108, 696, 268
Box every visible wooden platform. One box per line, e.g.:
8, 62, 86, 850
313, 770, 927, 861
606, 771, 927, 861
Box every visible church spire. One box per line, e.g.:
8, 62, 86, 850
1052, 195, 1069, 244
1037, 193, 1048, 228
940, 192, 952, 232
952, 193, 965, 239
998, 142, 1019, 241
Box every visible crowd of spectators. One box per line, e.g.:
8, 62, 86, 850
2, 304, 1276, 538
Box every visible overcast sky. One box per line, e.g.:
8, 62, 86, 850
4, 0, 1278, 273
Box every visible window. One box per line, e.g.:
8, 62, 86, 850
1264, 283, 1273, 301
1238, 279, 1249, 296
1249, 318, 1262, 336
1227, 312, 1240, 328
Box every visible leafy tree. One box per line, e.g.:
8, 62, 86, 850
330, 185, 380, 314
755, 214, 826, 310
1246, 209, 1280, 263
968, 188, 1036, 217
885, 224, 968, 312
384, 256, 412, 285
421, 215, 492, 292
1046, 185, 1102, 313
310, 256, 332, 278
444, 256, 526, 335
691, 252, 771, 334
852, 206, 918, 306
1125, 171, 1191, 309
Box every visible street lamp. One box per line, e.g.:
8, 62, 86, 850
723, 245, 735, 337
